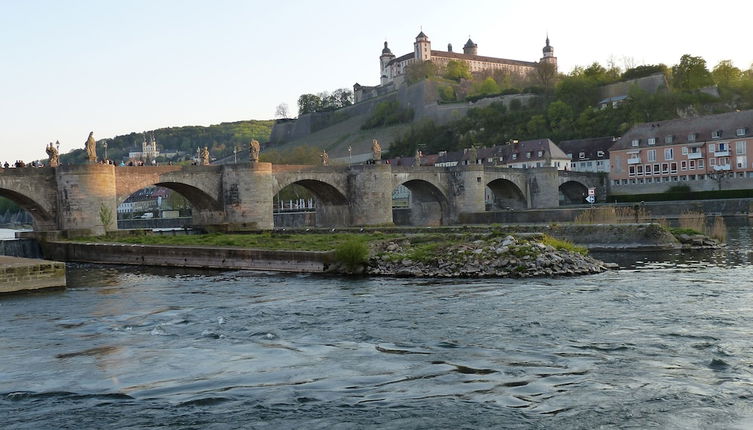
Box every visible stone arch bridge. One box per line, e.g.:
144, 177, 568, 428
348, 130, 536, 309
0, 163, 605, 235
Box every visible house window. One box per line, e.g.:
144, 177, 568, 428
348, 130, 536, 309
526, 152, 532, 158
662, 163, 669, 174
631, 139, 639, 147
698, 159, 704, 169
670, 162, 677, 173
712, 129, 723, 139
681, 160, 687, 170
689, 160, 696, 169
710, 158, 717, 166
579, 152, 586, 159
665, 135, 674, 144
653, 163, 660, 174
688, 133, 697, 142
736, 141, 746, 155
718, 142, 728, 152
644, 164, 652, 175
537, 150, 544, 157
647, 149, 656, 162
737, 156, 747, 168
664, 148, 674, 160
648, 138, 656, 145
597, 150, 605, 157
736, 128, 747, 136
709, 143, 715, 153
629, 166, 635, 176
512, 153, 517, 160
681, 146, 688, 155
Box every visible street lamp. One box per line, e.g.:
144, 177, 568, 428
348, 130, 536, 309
104, 141, 108, 161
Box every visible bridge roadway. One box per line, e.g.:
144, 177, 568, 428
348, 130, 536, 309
0, 163, 605, 235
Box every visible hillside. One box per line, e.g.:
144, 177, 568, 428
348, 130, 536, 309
60, 119, 274, 164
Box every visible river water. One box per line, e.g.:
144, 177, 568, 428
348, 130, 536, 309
2, 227, 753, 429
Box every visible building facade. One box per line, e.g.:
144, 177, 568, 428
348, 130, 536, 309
355, 31, 556, 102
558, 136, 615, 173
432, 139, 570, 170
609, 110, 753, 192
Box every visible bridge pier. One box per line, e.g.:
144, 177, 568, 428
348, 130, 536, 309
348, 164, 393, 226
56, 164, 117, 236
221, 162, 274, 230
526, 168, 560, 209
449, 166, 487, 222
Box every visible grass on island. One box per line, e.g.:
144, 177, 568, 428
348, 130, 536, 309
77, 232, 398, 252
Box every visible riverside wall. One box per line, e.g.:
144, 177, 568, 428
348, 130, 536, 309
41, 241, 335, 272
0, 256, 66, 293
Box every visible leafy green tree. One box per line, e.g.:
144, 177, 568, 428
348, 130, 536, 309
526, 114, 548, 137
445, 60, 471, 81
406, 61, 438, 84
298, 94, 323, 115
533, 62, 558, 94
469, 77, 500, 97
712, 60, 743, 88
546, 100, 575, 137
672, 54, 714, 90
438, 85, 456, 102
622, 64, 668, 81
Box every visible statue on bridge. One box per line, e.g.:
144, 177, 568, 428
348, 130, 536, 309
45, 142, 59, 167
371, 139, 381, 162
249, 139, 260, 163
85, 132, 97, 163
414, 149, 422, 167
320, 150, 329, 166
200, 146, 210, 165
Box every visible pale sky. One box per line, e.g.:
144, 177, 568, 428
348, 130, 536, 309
1, 0, 751, 163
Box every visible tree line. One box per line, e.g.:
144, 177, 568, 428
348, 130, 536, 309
386, 55, 753, 158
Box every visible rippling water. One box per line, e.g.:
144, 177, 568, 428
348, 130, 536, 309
2, 228, 753, 429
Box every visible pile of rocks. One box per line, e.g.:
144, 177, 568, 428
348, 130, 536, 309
368, 235, 612, 278
674, 233, 722, 250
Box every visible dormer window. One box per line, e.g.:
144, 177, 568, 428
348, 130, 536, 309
631, 139, 639, 147
537, 150, 544, 157
688, 133, 697, 142
736, 128, 747, 136
665, 135, 674, 144
526, 152, 532, 158
712, 129, 723, 139
579, 152, 586, 159
597, 150, 605, 157
648, 138, 656, 145
512, 153, 518, 160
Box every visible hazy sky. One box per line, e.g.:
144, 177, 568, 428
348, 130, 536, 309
1, 0, 751, 162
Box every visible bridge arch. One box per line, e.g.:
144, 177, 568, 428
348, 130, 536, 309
559, 180, 588, 205
0, 188, 56, 231
486, 178, 527, 210
393, 179, 450, 226
274, 178, 350, 227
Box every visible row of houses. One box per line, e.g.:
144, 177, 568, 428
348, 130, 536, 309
387, 109, 753, 195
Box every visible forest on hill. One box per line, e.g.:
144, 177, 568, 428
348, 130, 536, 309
60, 119, 274, 164
386, 55, 753, 157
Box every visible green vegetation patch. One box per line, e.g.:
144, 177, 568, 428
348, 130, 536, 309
541, 235, 588, 255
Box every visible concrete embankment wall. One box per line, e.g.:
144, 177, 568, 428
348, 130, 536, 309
462, 198, 753, 224
42, 241, 334, 272
0, 256, 66, 293
0, 239, 43, 258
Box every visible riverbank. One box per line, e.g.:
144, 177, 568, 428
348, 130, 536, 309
38, 229, 618, 278
0, 256, 65, 293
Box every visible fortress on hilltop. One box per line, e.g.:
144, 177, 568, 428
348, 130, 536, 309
354, 31, 557, 102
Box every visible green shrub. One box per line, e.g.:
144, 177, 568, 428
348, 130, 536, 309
541, 235, 588, 255
334, 238, 369, 271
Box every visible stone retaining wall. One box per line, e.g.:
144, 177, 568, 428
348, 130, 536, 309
0, 256, 66, 293
42, 241, 334, 272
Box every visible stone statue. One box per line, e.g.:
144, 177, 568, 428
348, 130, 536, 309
46, 142, 59, 167
249, 139, 260, 163
200, 146, 210, 165
469, 145, 478, 164
414, 149, 422, 167
371, 139, 382, 161
85, 131, 97, 162
320, 150, 329, 166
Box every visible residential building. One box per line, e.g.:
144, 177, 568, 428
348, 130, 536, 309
609, 110, 753, 192
558, 136, 615, 173
432, 139, 570, 170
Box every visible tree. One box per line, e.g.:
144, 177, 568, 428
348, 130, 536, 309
533, 62, 558, 94
712, 60, 743, 88
445, 60, 471, 81
297, 94, 322, 115
622, 64, 668, 81
275, 103, 290, 119
672, 54, 714, 90
405, 60, 438, 84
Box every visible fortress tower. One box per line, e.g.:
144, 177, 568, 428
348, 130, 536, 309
540, 36, 557, 68
413, 31, 431, 62
379, 41, 396, 85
